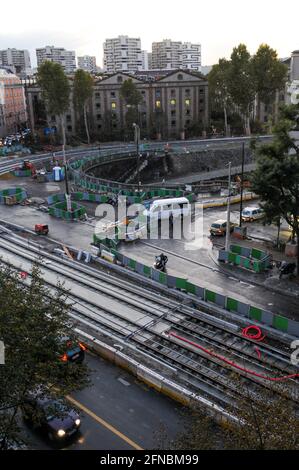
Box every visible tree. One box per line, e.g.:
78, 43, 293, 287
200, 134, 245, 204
120, 79, 143, 137
73, 69, 94, 144
164, 381, 298, 450
37, 61, 71, 209
252, 44, 288, 123
227, 44, 255, 136
208, 59, 232, 136
0, 263, 89, 449
37, 61, 70, 148
251, 103, 299, 274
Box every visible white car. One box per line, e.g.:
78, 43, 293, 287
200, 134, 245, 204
241, 207, 264, 222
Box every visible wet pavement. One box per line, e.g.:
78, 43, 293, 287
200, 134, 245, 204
0, 175, 298, 321
23, 353, 185, 450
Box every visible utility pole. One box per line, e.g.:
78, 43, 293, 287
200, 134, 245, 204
62, 143, 71, 212
239, 142, 245, 227
225, 161, 232, 252
133, 123, 140, 192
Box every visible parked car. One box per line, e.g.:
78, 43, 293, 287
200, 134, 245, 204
210, 219, 236, 236
241, 207, 264, 222
60, 337, 86, 364
22, 393, 81, 442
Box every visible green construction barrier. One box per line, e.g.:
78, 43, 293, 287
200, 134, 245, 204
226, 297, 238, 312
159, 272, 167, 285
251, 248, 263, 260
128, 258, 136, 270
231, 245, 242, 255
205, 290, 216, 303
273, 315, 288, 332
249, 306, 262, 322
176, 278, 187, 290
186, 282, 196, 295
228, 252, 237, 263
143, 265, 151, 277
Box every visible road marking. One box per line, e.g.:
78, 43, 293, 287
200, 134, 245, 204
66, 395, 143, 450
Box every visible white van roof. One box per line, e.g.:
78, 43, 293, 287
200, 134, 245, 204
243, 206, 260, 212
150, 197, 190, 206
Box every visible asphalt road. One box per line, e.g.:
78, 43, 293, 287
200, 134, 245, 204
0, 195, 297, 318
24, 353, 186, 450
119, 204, 298, 318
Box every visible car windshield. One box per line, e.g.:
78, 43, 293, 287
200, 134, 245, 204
43, 400, 68, 421
243, 210, 251, 216
211, 224, 221, 228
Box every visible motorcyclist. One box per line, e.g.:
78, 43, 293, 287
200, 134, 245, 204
154, 253, 168, 271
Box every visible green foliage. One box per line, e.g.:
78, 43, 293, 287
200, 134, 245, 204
120, 79, 143, 136
73, 69, 93, 110
209, 43, 288, 135
208, 59, 231, 112
164, 381, 298, 450
251, 103, 299, 271
37, 61, 70, 117
252, 44, 288, 106
0, 263, 89, 449
120, 79, 143, 107
228, 44, 255, 117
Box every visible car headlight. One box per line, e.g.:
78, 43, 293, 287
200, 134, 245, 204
75, 419, 80, 426
57, 429, 66, 438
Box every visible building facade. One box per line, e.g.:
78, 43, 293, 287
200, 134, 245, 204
36, 46, 76, 74
0, 69, 27, 137
181, 43, 201, 71
0, 48, 31, 77
151, 40, 201, 72
141, 51, 149, 71
25, 70, 208, 141
152, 40, 182, 70
78, 55, 97, 74
103, 36, 143, 74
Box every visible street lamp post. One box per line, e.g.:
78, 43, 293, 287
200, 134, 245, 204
133, 123, 140, 192
225, 161, 232, 252
239, 142, 245, 227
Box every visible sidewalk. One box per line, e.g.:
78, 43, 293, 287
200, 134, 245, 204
211, 237, 299, 299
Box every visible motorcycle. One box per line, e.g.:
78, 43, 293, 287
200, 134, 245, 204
154, 254, 168, 272
279, 262, 296, 279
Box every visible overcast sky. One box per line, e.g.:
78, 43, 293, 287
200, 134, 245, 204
1, 0, 298, 67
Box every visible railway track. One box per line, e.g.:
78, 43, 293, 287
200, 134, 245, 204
0, 231, 297, 409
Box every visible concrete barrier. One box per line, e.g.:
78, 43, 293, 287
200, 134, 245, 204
137, 365, 163, 393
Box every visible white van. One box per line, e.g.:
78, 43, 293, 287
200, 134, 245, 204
241, 206, 264, 222
143, 197, 191, 221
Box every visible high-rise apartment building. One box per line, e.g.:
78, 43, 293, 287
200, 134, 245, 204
141, 50, 149, 70
181, 42, 201, 71
78, 55, 97, 74
0, 48, 31, 77
36, 46, 76, 74
152, 40, 182, 70
103, 36, 143, 74
151, 39, 201, 72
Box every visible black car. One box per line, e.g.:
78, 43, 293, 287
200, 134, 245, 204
22, 394, 81, 442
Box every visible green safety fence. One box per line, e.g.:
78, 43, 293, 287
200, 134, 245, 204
48, 200, 86, 220
220, 244, 272, 273
92, 239, 298, 336
0, 187, 27, 204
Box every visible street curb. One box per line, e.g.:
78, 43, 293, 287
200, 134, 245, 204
75, 328, 235, 422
